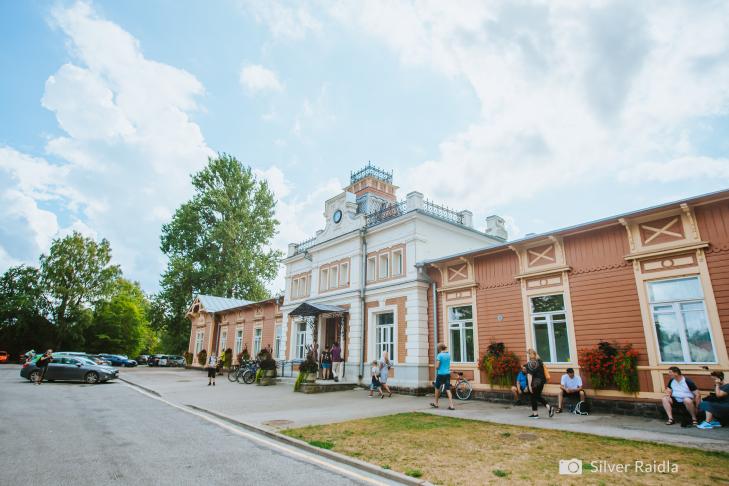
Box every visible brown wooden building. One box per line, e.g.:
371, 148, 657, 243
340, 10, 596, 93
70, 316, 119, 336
187, 294, 284, 365
423, 189, 729, 404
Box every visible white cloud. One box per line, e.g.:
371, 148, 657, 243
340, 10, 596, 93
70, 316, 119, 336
240, 0, 321, 40
0, 1, 213, 289
240, 64, 284, 93
323, 1, 729, 220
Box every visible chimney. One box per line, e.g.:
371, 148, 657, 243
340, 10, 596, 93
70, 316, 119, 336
485, 215, 508, 241
459, 210, 473, 227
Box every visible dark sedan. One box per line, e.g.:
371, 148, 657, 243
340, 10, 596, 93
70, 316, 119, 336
20, 356, 119, 384
99, 354, 137, 367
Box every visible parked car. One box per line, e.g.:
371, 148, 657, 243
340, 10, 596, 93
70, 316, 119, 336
53, 352, 111, 366
0, 351, 8, 363
84, 354, 112, 366
20, 356, 118, 384
99, 354, 137, 367
136, 355, 149, 365
147, 354, 164, 366
156, 355, 169, 367
167, 355, 186, 367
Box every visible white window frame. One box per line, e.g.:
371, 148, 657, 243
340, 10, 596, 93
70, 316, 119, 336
195, 330, 204, 355
340, 262, 349, 286
392, 249, 403, 276
320, 268, 329, 291
330, 265, 339, 289
234, 328, 243, 356
530, 294, 571, 364
647, 276, 717, 364
448, 305, 475, 363
253, 328, 262, 355
274, 325, 284, 359
378, 253, 389, 279
375, 312, 395, 362
219, 329, 227, 353
296, 321, 308, 359
367, 256, 376, 282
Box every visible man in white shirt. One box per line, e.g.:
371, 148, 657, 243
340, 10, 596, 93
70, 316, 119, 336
557, 368, 586, 413
662, 366, 701, 425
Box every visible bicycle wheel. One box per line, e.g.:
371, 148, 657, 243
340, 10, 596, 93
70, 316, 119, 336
236, 369, 247, 383
242, 369, 255, 384
455, 380, 472, 400
227, 367, 239, 382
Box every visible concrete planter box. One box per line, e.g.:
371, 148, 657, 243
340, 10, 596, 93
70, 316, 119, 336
258, 369, 277, 386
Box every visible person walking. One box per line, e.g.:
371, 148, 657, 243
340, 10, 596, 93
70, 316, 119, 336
431, 343, 455, 410
368, 360, 384, 398
379, 351, 393, 397
331, 341, 343, 382
526, 348, 554, 418
320, 345, 333, 380
206, 351, 219, 386
35, 349, 53, 385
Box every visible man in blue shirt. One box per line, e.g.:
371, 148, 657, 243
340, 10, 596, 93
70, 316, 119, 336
511, 364, 529, 405
430, 343, 455, 410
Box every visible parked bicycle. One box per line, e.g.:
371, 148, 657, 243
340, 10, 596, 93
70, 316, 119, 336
453, 371, 472, 400
227, 364, 243, 383
237, 360, 259, 384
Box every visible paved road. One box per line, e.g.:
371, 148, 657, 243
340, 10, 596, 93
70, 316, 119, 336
0, 365, 379, 486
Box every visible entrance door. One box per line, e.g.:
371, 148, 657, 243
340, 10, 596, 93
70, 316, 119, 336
325, 318, 337, 349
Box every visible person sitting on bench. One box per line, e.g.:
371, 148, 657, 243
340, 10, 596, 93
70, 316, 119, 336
556, 368, 585, 413
697, 371, 728, 429
662, 366, 701, 426
511, 364, 529, 404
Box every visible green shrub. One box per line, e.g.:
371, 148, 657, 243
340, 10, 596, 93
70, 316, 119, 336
183, 351, 193, 365
197, 349, 207, 366
223, 348, 233, 369
493, 469, 509, 478
308, 440, 334, 450
405, 469, 423, 478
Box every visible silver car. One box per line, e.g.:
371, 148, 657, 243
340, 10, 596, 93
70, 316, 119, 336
20, 356, 119, 384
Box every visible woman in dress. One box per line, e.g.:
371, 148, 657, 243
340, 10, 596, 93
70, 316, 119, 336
379, 351, 393, 398
525, 348, 554, 418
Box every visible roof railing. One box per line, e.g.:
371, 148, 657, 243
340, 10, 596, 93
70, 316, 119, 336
350, 162, 393, 185
292, 235, 317, 255
365, 200, 407, 228
422, 199, 464, 225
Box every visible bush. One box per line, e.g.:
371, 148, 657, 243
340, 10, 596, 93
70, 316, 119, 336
223, 348, 233, 369
258, 348, 277, 371
197, 349, 207, 366
481, 342, 521, 388
183, 351, 193, 365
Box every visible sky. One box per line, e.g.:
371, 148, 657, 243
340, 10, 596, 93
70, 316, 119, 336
2, 0, 729, 295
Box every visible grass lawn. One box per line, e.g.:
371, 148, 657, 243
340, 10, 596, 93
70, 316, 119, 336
282, 412, 729, 485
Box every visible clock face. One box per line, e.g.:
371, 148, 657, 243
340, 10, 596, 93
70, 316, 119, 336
333, 209, 342, 224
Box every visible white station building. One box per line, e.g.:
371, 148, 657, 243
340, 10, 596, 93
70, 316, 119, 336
281, 163, 507, 389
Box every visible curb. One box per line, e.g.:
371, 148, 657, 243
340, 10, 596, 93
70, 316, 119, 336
119, 377, 161, 397
185, 404, 432, 486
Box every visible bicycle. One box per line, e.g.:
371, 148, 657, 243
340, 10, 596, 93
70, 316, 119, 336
227, 364, 242, 383
453, 371, 472, 400
238, 360, 259, 384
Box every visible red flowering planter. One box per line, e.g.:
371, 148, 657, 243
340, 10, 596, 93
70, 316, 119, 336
579, 342, 639, 394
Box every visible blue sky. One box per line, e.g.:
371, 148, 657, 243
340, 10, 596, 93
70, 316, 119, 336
2, 1, 729, 294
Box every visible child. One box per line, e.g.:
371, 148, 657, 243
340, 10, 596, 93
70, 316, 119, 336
368, 360, 384, 398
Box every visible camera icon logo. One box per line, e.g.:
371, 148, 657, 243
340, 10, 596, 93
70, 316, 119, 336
559, 459, 583, 475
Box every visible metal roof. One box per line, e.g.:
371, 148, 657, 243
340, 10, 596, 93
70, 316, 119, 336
417, 186, 729, 267
289, 302, 347, 317
196, 294, 253, 313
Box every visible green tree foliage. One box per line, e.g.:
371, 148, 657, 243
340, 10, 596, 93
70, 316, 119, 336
0, 266, 54, 355
85, 278, 156, 357
40, 231, 121, 349
157, 154, 282, 352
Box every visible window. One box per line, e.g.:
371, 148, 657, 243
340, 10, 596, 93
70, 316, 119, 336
195, 330, 204, 355
375, 312, 395, 361
291, 274, 310, 299
378, 253, 389, 279
530, 294, 571, 363
340, 263, 349, 287
448, 306, 474, 362
235, 329, 243, 356
219, 330, 227, 353
367, 257, 376, 282
392, 249, 403, 276
648, 277, 716, 363
253, 328, 262, 355
292, 278, 300, 299
330, 265, 339, 289
296, 322, 308, 359
320, 268, 329, 291
274, 325, 283, 359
